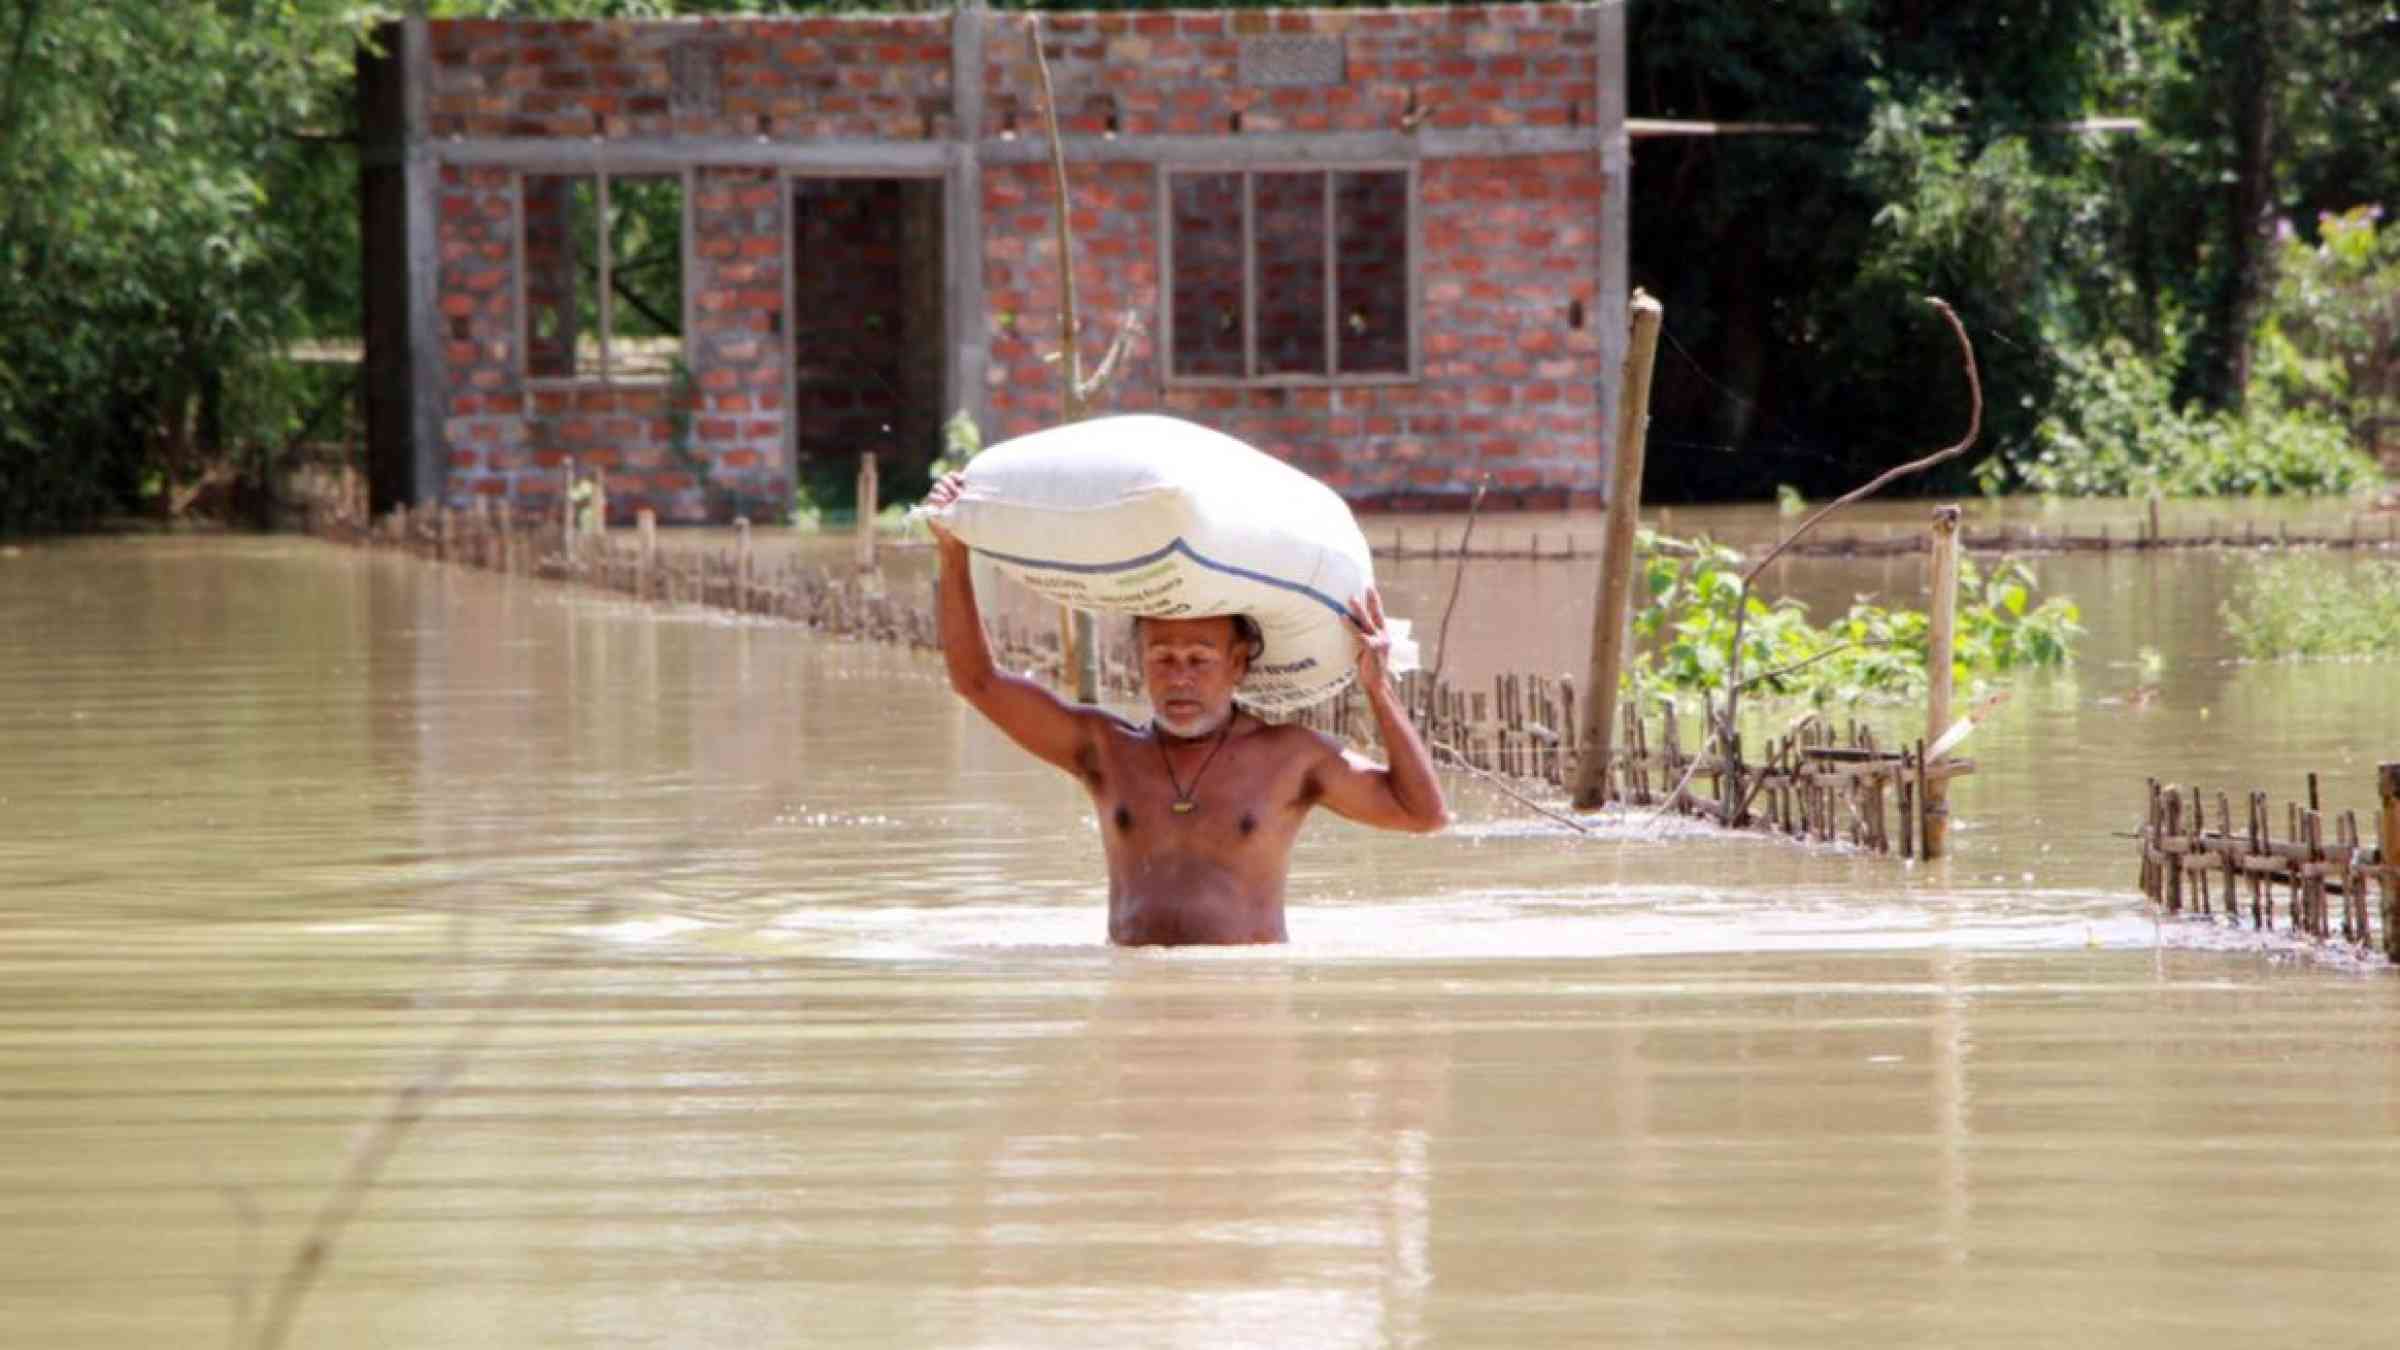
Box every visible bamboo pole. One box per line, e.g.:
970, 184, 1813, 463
735, 517, 753, 613
1923, 505, 1962, 859
561, 457, 577, 563
2382, 763, 2400, 962
1026, 17, 1101, 705
1571, 289, 1663, 809
855, 451, 879, 573
637, 508, 656, 601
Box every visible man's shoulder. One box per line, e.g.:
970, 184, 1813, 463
1238, 715, 1344, 762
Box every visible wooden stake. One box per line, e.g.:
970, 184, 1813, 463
1922, 505, 1962, 859
856, 450, 880, 573
2381, 763, 2400, 961
1571, 288, 1664, 809
637, 508, 657, 601
735, 517, 753, 613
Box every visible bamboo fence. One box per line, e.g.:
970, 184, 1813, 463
1367, 511, 2400, 562
2138, 768, 2400, 959
317, 495, 1968, 856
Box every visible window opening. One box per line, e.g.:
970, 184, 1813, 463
1166, 167, 1411, 383
522, 171, 684, 383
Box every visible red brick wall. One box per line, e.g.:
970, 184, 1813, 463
978, 4, 1605, 508
436, 165, 536, 507
686, 165, 789, 521
427, 16, 951, 140
419, 5, 1610, 518
983, 5, 1595, 139
982, 152, 1604, 509
983, 161, 1161, 431
435, 162, 789, 522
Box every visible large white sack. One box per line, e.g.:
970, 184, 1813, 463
920, 414, 1415, 713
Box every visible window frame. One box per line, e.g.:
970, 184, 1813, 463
1156, 161, 1421, 389
514, 165, 695, 389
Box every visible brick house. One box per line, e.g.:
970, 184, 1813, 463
359, 2, 1629, 523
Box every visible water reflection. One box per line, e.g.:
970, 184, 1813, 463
942, 961, 1450, 1349
4, 531, 2400, 1348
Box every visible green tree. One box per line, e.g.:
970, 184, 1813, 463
0, 0, 373, 532
1625, 0, 2137, 501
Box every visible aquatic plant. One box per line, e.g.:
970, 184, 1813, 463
2221, 555, 2400, 659
1631, 530, 2081, 707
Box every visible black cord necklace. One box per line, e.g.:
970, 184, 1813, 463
1156, 719, 1233, 815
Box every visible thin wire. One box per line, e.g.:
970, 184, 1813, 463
1655, 325, 1865, 474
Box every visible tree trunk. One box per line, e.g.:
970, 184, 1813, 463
2204, 0, 2288, 412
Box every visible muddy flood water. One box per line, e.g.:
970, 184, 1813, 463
4, 520, 2399, 1348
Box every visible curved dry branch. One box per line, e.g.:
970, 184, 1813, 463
1738, 299, 1982, 589
1713, 297, 1981, 820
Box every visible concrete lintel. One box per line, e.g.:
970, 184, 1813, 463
429, 125, 1602, 175
978, 125, 1602, 166
435, 138, 953, 175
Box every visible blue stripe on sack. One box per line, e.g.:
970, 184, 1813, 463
973, 536, 1352, 620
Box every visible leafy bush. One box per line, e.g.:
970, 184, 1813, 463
2222, 555, 2400, 659
2266, 206, 2399, 449
930, 409, 983, 480
1993, 337, 2378, 497
1631, 532, 2081, 707
0, 3, 373, 533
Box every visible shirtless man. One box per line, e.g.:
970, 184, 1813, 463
924, 474, 1448, 946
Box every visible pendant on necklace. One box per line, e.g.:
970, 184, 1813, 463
1171, 800, 1196, 814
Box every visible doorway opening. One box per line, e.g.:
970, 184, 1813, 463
789, 176, 947, 517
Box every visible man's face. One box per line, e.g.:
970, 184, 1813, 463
1140, 616, 1248, 738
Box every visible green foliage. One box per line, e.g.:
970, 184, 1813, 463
1991, 335, 2378, 496
2264, 206, 2400, 444
1627, 0, 2400, 504
6, 0, 2388, 529
1630, 531, 2082, 707
0, 1, 374, 532
930, 409, 983, 480
2222, 555, 2400, 660
788, 481, 825, 533
1625, 1, 2142, 501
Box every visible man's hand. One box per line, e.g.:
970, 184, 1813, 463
923, 472, 967, 548
1313, 583, 1449, 832
1347, 587, 1395, 691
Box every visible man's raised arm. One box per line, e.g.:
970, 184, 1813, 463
926, 477, 1095, 774
1310, 589, 1451, 834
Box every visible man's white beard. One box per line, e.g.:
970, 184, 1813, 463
1153, 699, 1232, 740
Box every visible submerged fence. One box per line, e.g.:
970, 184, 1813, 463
2137, 768, 2400, 958
1367, 509, 2400, 562
318, 495, 1968, 855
